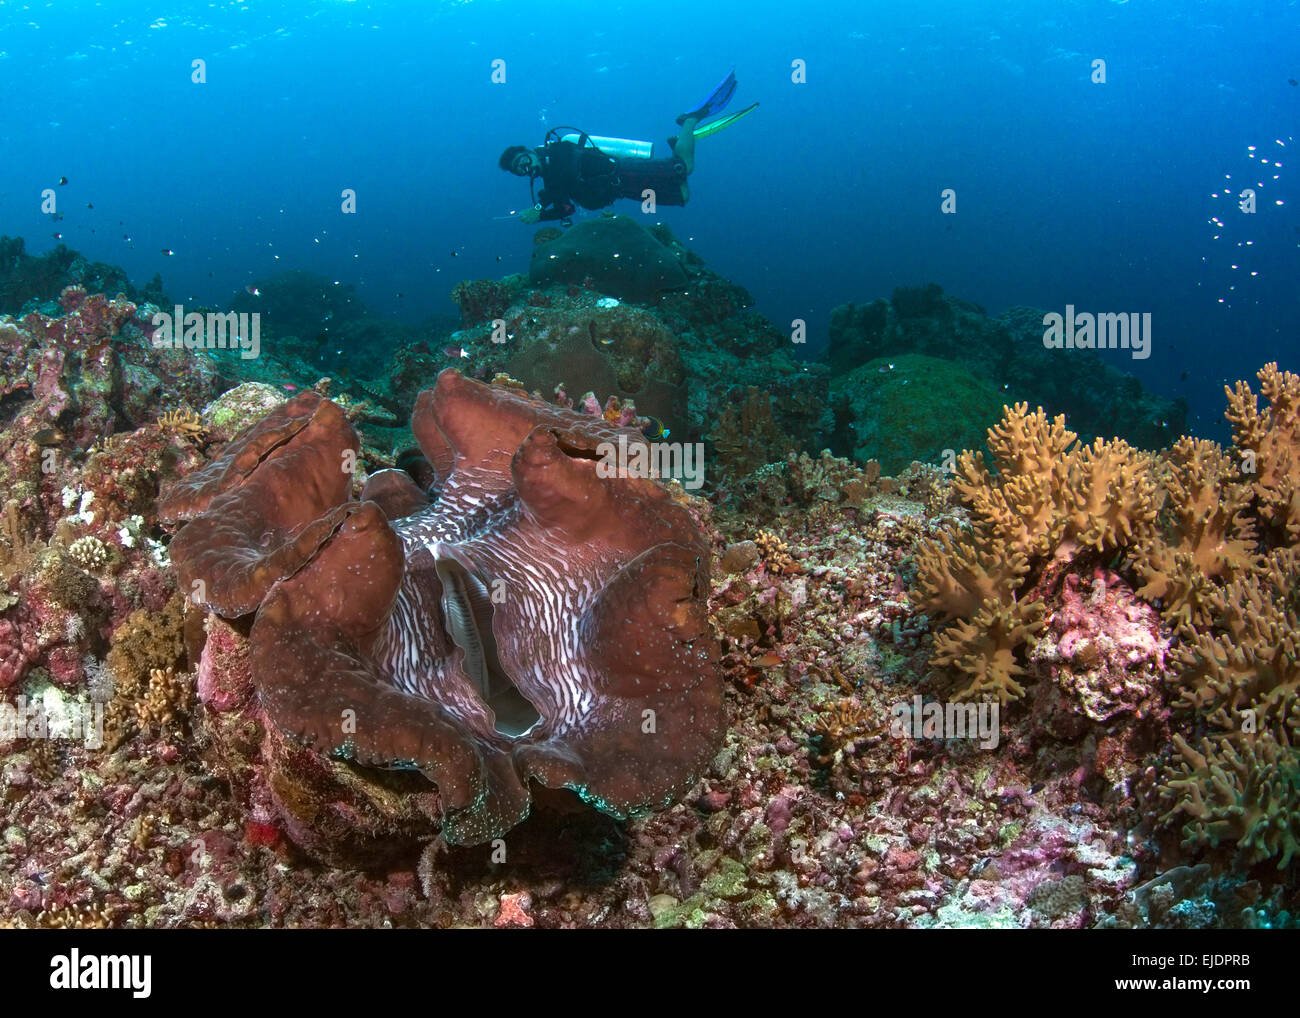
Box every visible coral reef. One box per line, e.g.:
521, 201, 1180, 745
0, 236, 163, 314
830, 286, 1187, 452
0, 259, 1295, 930
387, 224, 828, 477
912, 365, 1300, 874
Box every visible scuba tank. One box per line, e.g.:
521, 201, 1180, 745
546, 125, 654, 160
559, 133, 653, 159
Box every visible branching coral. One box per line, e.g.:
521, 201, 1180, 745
755, 528, 798, 575
67, 535, 109, 571
104, 595, 188, 747
134, 666, 193, 730
157, 407, 207, 442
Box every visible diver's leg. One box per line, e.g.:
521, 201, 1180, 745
671, 115, 698, 175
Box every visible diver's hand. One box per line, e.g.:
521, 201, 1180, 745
519, 207, 542, 224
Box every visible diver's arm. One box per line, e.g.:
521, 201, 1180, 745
535, 194, 575, 222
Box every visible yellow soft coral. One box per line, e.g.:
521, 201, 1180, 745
930, 596, 1045, 704
1133, 436, 1259, 630
1161, 730, 1300, 869
912, 524, 1028, 622
1172, 546, 1300, 739
911, 402, 1158, 703
952, 406, 1074, 560
1063, 437, 1158, 550
1224, 362, 1300, 537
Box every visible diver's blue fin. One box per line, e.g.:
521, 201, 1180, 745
677, 69, 737, 125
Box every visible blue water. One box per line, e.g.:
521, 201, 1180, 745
1, 0, 1296, 432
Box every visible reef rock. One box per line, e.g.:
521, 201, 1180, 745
529, 214, 690, 303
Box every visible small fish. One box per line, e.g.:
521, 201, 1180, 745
599, 336, 614, 346
1290, 78, 1298, 86
450, 251, 458, 258
322, 311, 333, 322
33, 427, 65, 447
1180, 370, 1188, 382
58, 176, 68, 186
160, 248, 173, 256
395, 292, 404, 298
640, 415, 670, 439
496, 255, 503, 262
86, 202, 93, 209
877, 362, 895, 373
122, 234, 131, 241
246, 285, 261, 296
442, 344, 470, 359
282, 383, 298, 392
51, 212, 64, 222
52, 232, 62, 240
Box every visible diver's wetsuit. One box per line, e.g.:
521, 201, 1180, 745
533, 140, 687, 221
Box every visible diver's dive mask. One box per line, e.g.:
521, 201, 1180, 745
513, 152, 539, 177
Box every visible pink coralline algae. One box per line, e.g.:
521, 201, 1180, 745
0, 619, 29, 690
494, 891, 535, 928
1030, 568, 1171, 722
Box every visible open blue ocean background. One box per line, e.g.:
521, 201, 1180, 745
1, 0, 1296, 435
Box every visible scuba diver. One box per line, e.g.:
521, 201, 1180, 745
499, 70, 758, 224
